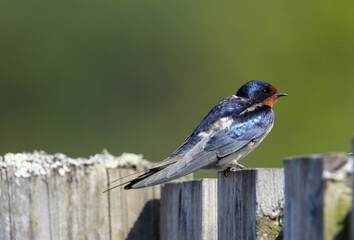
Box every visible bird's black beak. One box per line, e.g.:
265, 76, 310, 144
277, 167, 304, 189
274, 92, 288, 97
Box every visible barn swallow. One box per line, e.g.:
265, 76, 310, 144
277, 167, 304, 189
113, 80, 287, 190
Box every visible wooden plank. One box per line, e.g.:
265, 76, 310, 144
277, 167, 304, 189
284, 154, 352, 240
284, 156, 324, 240
323, 155, 352, 240
107, 168, 126, 239
46, 168, 70, 240
160, 179, 217, 240
29, 175, 51, 239
107, 168, 192, 240
37, 165, 110, 240
0, 151, 163, 240
0, 158, 11, 240
255, 169, 284, 240
107, 168, 162, 240
6, 171, 32, 240
83, 165, 110, 240
217, 168, 284, 240
218, 170, 256, 240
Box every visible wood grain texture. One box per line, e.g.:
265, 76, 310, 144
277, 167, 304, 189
0, 152, 175, 240
284, 156, 324, 240
255, 169, 284, 240
160, 179, 217, 240
0, 158, 11, 240
107, 168, 161, 240
217, 168, 284, 240
284, 153, 352, 240
323, 155, 352, 240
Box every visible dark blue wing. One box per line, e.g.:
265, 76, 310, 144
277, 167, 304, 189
203, 107, 275, 157
171, 96, 250, 157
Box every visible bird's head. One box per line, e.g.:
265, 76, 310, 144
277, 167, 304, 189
236, 80, 287, 108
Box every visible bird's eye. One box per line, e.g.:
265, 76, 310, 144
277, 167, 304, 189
262, 89, 269, 93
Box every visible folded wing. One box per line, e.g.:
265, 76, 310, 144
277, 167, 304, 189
125, 131, 217, 189
125, 101, 275, 189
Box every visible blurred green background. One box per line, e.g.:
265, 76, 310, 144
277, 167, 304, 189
1, 0, 353, 178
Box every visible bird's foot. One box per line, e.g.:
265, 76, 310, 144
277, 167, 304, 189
234, 162, 248, 170
223, 163, 249, 177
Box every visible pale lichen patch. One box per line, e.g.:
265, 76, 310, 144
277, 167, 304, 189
324, 176, 352, 239
0, 150, 150, 178
256, 199, 284, 240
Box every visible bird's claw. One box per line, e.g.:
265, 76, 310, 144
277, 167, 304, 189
223, 163, 249, 176
229, 167, 242, 171
232, 162, 248, 170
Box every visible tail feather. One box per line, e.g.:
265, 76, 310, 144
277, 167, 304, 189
110, 168, 148, 184
102, 179, 132, 193
124, 164, 171, 190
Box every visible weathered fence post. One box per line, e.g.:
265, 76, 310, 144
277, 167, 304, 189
160, 179, 217, 240
0, 151, 173, 240
3, 150, 353, 240
217, 168, 284, 240
106, 167, 161, 240
284, 153, 352, 240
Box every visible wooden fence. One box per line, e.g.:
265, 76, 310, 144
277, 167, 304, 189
0, 148, 353, 240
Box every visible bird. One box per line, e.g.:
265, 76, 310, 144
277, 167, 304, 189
111, 80, 287, 190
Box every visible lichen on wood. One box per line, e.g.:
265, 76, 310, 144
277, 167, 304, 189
323, 154, 353, 240
284, 153, 353, 240
218, 168, 284, 240
0, 150, 161, 240
256, 200, 284, 240
0, 149, 150, 178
